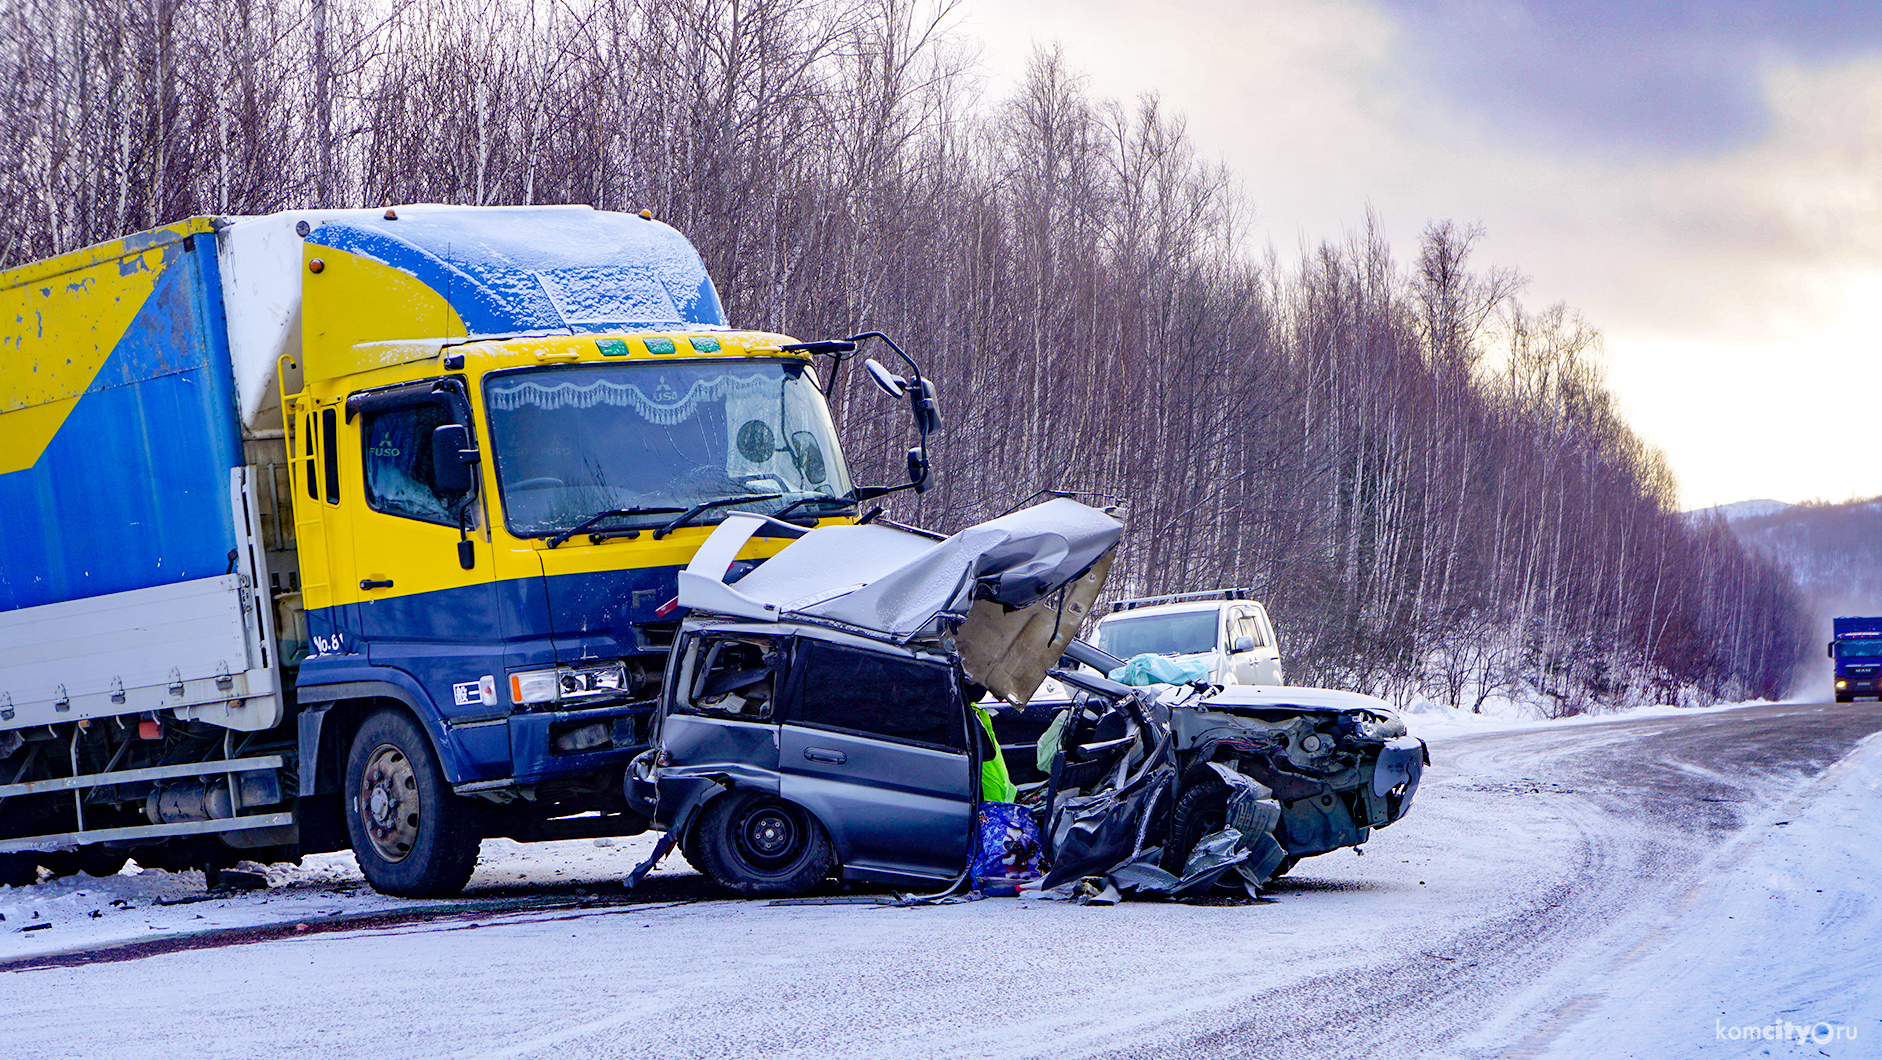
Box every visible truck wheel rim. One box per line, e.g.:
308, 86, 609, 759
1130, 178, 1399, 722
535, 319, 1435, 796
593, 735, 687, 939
360, 744, 420, 863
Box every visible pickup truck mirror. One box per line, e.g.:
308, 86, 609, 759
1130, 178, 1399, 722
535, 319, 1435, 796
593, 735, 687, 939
431, 423, 479, 494
1232, 635, 1255, 654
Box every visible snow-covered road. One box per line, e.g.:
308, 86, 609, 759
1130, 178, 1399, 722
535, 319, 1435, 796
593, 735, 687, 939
2, 701, 1877, 1059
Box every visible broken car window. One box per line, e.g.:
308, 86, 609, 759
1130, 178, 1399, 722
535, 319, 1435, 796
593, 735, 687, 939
787, 641, 967, 752
680, 636, 779, 720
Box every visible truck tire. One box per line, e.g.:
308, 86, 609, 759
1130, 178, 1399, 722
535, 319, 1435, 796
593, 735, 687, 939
695, 791, 833, 898
344, 709, 482, 898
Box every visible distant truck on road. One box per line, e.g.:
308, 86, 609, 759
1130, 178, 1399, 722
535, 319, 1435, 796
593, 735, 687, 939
0, 206, 929, 896
1829, 617, 1882, 703
1093, 589, 1285, 687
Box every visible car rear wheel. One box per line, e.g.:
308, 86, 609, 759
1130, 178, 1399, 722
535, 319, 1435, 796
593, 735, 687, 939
344, 709, 482, 898
695, 791, 833, 898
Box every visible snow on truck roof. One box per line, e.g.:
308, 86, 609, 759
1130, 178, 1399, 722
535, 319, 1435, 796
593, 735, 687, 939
216, 204, 727, 427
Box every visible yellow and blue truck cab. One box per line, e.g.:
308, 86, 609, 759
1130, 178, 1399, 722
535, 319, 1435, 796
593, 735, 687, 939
0, 205, 858, 895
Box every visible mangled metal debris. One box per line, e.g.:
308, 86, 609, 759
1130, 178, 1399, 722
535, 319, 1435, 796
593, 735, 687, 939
627, 498, 1426, 901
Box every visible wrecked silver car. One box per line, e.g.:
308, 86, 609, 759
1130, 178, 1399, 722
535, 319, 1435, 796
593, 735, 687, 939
627, 498, 1426, 899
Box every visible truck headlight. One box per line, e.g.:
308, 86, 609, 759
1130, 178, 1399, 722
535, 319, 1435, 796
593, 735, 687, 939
509, 662, 631, 706
1837, 679, 1848, 690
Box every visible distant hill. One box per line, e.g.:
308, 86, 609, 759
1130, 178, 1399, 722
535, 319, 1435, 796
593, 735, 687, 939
1695, 496, 1882, 697
1685, 499, 1794, 523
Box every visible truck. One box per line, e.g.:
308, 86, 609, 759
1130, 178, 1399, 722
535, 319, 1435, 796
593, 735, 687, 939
1092, 589, 1285, 686
1829, 617, 1882, 703
0, 205, 929, 896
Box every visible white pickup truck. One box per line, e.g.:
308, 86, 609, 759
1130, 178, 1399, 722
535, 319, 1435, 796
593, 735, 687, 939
1092, 589, 1284, 686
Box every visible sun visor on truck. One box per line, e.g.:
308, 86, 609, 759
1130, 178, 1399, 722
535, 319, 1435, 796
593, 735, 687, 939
677, 498, 1123, 643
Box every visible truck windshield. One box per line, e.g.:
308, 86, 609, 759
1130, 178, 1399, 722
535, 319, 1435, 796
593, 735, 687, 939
1839, 640, 1882, 659
1096, 611, 1218, 658
484, 360, 852, 538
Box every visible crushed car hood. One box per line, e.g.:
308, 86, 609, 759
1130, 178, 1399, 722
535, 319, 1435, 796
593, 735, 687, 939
677, 498, 1122, 701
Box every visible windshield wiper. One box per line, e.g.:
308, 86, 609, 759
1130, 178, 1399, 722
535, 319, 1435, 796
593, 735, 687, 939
771, 495, 860, 521
651, 494, 784, 540
545, 507, 686, 549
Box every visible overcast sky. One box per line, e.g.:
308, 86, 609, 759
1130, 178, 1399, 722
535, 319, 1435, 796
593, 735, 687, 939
961, 0, 1882, 510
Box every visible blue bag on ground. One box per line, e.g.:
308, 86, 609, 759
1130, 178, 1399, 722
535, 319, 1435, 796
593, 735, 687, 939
971, 801, 1045, 890
1108, 653, 1211, 686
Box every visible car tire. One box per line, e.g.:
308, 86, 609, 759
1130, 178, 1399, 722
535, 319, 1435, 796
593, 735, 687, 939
0, 852, 38, 888
695, 791, 833, 898
1160, 777, 1230, 877
344, 709, 482, 898
679, 825, 709, 877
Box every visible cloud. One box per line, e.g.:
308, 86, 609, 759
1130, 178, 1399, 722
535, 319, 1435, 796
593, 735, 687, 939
962, 0, 1882, 506
1372, 0, 1882, 157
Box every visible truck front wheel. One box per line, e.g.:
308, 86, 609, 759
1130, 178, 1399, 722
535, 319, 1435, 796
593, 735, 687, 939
344, 710, 482, 898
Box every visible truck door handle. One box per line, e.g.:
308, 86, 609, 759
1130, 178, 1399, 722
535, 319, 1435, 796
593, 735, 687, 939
803, 747, 847, 764
359, 579, 395, 590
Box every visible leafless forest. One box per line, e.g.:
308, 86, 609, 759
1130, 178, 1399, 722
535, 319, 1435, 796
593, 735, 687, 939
0, 0, 1812, 708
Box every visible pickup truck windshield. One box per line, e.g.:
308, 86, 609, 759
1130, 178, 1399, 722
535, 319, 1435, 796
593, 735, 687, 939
1096, 610, 1218, 659
484, 359, 852, 538
1838, 640, 1882, 659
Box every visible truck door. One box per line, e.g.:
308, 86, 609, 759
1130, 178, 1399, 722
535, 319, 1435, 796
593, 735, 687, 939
778, 638, 974, 882
343, 380, 509, 776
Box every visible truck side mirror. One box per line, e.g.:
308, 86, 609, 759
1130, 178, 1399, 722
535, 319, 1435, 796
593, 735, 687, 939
909, 378, 942, 437
431, 423, 479, 494
864, 358, 907, 397
1232, 635, 1255, 654
906, 447, 931, 493
1829, 641, 1836, 659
